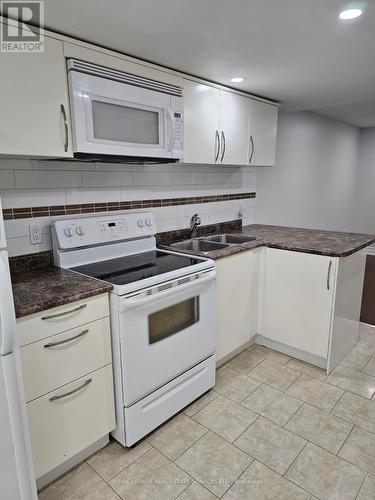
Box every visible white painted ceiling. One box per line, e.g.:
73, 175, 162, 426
42, 0, 375, 127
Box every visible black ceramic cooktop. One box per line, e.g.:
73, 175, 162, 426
71, 250, 201, 286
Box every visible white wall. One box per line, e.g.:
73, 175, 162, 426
256, 111, 360, 232
353, 128, 375, 234
0, 159, 256, 256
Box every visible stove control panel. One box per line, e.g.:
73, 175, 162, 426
53, 212, 157, 249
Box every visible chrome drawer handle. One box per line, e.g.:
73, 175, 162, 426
44, 329, 88, 348
60, 104, 69, 153
249, 135, 255, 164
49, 378, 92, 402
327, 261, 332, 290
41, 304, 87, 321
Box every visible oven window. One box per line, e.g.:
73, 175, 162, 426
148, 297, 199, 344
92, 100, 160, 144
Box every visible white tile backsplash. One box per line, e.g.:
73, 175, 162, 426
0, 158, 256, 256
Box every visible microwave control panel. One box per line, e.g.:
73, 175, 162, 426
172, 112, 184, 154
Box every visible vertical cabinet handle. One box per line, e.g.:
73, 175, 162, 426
220, 131, 226, 162
60, 104, 69, 153
249, 135, 255, 164
214, 130, 220, 162
327, 261, 332, 290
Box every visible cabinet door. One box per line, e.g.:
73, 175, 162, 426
216, 250, 261, 362
219, 91, 250, 165
183, 79, 220, 163
249, 100, 278, 166
0, 34, 72, 157
262, 248, 334, 358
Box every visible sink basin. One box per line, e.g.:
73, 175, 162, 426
203, 233, 257, 245
170, 239, 229, 253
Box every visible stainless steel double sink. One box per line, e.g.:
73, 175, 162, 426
169, 233, 257, 254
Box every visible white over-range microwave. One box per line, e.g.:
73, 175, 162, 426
67, 59, 184, 162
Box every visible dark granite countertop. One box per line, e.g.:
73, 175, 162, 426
11, 266, 113, 319
158, 222, 375, 260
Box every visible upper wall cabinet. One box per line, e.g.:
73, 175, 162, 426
0, 33, 73, 157
183, 78, 278, 166
183, 80, 221, 164
249, 99, 278, 167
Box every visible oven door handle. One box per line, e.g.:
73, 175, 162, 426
120, 271, 215, 311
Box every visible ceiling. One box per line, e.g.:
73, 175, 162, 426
41, 1, 375, 126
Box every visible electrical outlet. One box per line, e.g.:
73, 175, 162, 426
29, 224, 42, 245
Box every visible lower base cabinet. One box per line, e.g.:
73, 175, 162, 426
261, 248, 367, 371
16, 294, 115, 479
215, 249, 262, 363
27, 365, 115, 478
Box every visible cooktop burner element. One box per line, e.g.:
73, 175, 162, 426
71, 250, 201, 286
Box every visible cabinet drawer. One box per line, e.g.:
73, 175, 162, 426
21, 317, 112, 402
17, 294, 109, 346
27, 364, 115, 479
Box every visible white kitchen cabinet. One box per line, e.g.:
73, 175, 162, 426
216, 249, 262, 363
219, 91, 250, 165
261, 248, 366, 370
0, 33, 72, 157
249, 99, 278, 166
183, 79, 220, 163
16, 293, 115, 480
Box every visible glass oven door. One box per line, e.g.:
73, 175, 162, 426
119, 271, 216, 405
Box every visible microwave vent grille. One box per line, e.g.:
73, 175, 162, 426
67, 59, 183, 97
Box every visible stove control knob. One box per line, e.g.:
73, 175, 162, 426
76, 226, 85, 236
64, 227, 73, 238
145, 217, 152, 227
137, 219, 144, 228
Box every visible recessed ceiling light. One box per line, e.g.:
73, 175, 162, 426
339, 8, 363, 19
231, 77, 245, 83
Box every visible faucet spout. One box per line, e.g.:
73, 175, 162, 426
190, 213, 201, 238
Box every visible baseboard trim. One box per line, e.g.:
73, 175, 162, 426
216, 336, 256, 368
36, 435, 109, 491
255, 335, 327, 369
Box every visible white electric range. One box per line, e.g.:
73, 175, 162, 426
52, 212, 216, 446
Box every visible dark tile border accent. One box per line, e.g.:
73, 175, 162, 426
2, 192, 256, 220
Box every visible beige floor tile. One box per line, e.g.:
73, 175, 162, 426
241, 384, 302, 426
286, 374, 344, 412
40, 465, 121, 500
109, 448, 192, 500
87, 440, 151, 482
175, 431, 252, 497
178, 481, 218, 499
359, 323, 375, 341
248, 359, 300, 391
183, 390, 218, 417
285, 404, 353, 454
146, 413, 207, 460
215, 366, 261, 403
226, 350, 265, 373
357, 474, 375, 500
38, 463, 89, 499
193, 394, 258, 442
363, 356, 375, 377
331, 391, 375, 434
326, 365, 375, 399
356, 337, 375, 356
286, 358, 327, 380
341, 346, 371, 371
223, 460, 310, 500
252, 345, 291, 365
339, 426, 375, 475
234, 416, 306, 475
285, 442, 366, 500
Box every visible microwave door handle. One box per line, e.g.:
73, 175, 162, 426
166, 109, 174, 151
